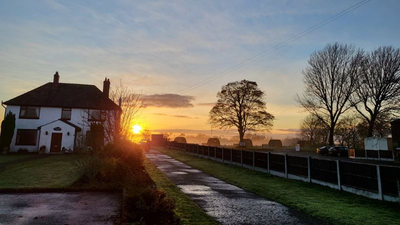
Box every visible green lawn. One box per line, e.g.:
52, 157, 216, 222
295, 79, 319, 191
0, 155, 32, 164
0, 155, 83, 189
157, 147, 400, 225
144, 157, 219, 225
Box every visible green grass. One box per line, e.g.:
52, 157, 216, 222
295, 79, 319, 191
0, 155, 83, 189
0, 155, 32, 164
157, 147, 400, 225
144, 157, 219, 225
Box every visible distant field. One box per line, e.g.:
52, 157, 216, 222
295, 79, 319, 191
204, 145, 318, 153
157, 147, 400, 225
0, 155, 83, 189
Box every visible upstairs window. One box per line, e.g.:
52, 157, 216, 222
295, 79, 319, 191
19, 106, 40, 119
16, 129, 37, 146
88, 109, 106, 121
61, 108, 72, 120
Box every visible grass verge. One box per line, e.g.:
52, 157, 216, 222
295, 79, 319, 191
144, 157, 219, 225
157, 147, 400, 225
0, 155, 83, 189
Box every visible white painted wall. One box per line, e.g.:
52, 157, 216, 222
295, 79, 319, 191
6, 106, 91, 153
38, 120, 77, 153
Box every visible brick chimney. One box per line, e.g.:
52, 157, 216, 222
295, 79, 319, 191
53, 71, 60, 88
103, 78, 110, 98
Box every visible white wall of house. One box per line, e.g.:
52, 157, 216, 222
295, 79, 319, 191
38, 120, 77, 153
6, 106, 90, 152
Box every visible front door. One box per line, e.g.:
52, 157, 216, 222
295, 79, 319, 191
50, 133, 62, 153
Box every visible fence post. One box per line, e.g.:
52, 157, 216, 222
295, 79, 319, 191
253, 151, 255, 170
208, 146, 210, 158
214, 147, 217, 160
308, 156, 311, 183
336, 160, 341, 190
197, 144, 199, 156
376, 165, 383, 200
285, 154, 288, 178
241, 150, 243, 167
222, 147, 225, 163
267, 152, 270, 174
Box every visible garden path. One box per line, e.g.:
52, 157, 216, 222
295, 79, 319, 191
146, 149, 321, 225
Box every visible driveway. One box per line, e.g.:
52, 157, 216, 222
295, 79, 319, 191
147, 150, 323, 225
0, 192, 120, 225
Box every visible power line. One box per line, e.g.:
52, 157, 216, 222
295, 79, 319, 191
176, 0, 372, 95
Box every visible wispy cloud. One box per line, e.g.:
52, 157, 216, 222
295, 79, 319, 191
142, 94, 195, 108
275, 128, 300, 133
198, 102, 215, 107
153, 113, 199, 119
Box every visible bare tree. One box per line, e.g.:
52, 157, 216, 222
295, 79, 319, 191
80, 81, 143, 144
209, 80, 274, 142
352, 46, 400, 137
299, 114, 329, 146
335, 115, 364, 149
108, 81, 143, 141
296, 43, 364, 145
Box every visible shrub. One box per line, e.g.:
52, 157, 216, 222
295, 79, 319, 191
73, 155, 102, 182
73, 139, 178, 224
125, 188, 180, 225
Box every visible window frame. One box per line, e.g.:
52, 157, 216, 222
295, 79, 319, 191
19, 106, 40, 119
88, 109, 106, 122
61, 108, 72, 120
15, 129, 38, 146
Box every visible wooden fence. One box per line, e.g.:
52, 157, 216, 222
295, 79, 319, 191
168, 142, 400, 202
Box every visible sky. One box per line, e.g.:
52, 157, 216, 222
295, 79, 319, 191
1, 0, 399, 140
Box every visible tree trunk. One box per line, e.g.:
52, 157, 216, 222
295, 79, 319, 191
367, 118, 375, 137
239, 130, 244, 142
328, 126, 335, 146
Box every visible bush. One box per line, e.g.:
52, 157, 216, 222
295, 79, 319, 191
73, 139, 178, 224
73, 155, 102, 182
125, 188, 180, 225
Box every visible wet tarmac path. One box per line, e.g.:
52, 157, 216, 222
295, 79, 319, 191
0, 192, 120, 225
146, 150, 320, 225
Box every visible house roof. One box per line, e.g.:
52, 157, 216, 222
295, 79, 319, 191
38, 119, 82, 132
4, 82, 121, 110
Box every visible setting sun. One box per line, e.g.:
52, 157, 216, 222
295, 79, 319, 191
132, 124, 143, 134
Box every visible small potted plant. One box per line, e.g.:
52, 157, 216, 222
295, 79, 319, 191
39, 145, 46, 154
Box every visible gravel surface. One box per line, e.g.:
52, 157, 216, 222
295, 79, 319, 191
147, 150, 321, 225
0, 192, 120, 225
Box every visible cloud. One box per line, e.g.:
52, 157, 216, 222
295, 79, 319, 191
197, 102, 215, 107
142, 94, 195, 108
153, 113, 199, 119
275, 128, 300, 133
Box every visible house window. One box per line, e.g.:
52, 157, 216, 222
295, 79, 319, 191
88, 109, 106, 121
19, 106, 40, 119
15, 129, 37, 146
61, 108, 72, 120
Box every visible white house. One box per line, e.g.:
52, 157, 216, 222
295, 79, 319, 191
2, 72, 121, 153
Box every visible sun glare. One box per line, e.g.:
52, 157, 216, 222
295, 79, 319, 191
132, 124, 142, 134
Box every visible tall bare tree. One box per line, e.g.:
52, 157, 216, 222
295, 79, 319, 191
209, 80, 274, 142
351, 46, 400, 137
297, 43, 364, 145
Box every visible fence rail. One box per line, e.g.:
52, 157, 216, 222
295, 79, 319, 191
167, 141, 400, 202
